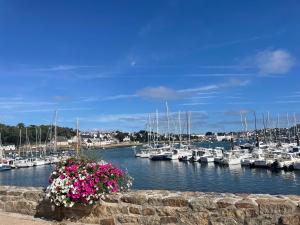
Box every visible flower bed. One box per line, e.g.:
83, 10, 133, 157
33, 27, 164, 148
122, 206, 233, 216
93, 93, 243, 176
47, 157, 133, 207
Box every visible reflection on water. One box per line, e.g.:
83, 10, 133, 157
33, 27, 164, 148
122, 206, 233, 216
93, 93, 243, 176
0, 147, 300, 195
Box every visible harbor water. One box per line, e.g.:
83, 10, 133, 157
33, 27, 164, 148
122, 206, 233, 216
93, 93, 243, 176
0, 143, 300, 195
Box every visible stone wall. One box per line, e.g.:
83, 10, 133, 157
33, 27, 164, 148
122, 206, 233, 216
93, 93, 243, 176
0, 186, 299, 225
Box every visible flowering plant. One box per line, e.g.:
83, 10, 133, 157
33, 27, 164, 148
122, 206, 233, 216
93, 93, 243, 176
46, 157, 133, 207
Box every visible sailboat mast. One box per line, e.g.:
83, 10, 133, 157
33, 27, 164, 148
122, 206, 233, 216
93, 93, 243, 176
39, 127, 42, 155
165, 101, 170, 145
262, 113, 267, 143
253, 111, 259, 148
148, 114, 151, 146
186, 112, 191, 145
54, 110, 57, 153
156, 109, 159, 146
25, 128, 28, 157
244, 114, 248, 138
0, 132, 2, 159
276, 114, 279, 143
267, 111, 272, 142
178, 111, 182, 147
294, 113, 297, 143
240, 112, 245, 134
189, 112, 191, 145
287, 112, 290, 143
35, 127, 38, 156
76, 118, 80, 157
19, 128, 22, 157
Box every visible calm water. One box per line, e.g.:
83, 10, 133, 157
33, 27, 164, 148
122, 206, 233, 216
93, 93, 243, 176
1, 143, 300, 195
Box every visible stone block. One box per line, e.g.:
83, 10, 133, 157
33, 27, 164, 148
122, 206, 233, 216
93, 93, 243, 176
278, 215, 300, 225
216, 198, 238, 208
4, 201, 15, 212
117, 215, 138, 223
160, 216, 178, 224
235, 198, 258, 209
162, 197, 189, 207
141, 207, 155, 216
256, 198, 297, 215
120, 195, 147, 205
23, 191, 43, 202
6, 190, 24, 196
148, 196, 163, 206
102, 194, 120, 203
189, 197, 217, 211
137, 216, 160, 225
99, 218, 115, 225
129, 206, 141, 214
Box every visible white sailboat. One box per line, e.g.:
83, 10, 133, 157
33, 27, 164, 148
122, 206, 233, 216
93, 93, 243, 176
0, 133, 11, 171
220, 151, 241, 165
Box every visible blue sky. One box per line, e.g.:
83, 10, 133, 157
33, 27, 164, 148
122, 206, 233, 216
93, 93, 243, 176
0, 0, 300, 133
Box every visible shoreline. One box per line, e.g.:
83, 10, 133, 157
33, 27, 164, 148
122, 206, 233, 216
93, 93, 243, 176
82, 142, 143, 150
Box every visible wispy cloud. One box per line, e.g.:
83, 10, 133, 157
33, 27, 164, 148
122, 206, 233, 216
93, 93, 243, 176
181, 102, 212, 106
80, 111, 208, 128
15, 107, 92, 113
197, 34, 275, 50
102, 94, 138, 101
137, 79, 250, 101
275, 100, 300, 104
255, 49, 296, 75
32, 65, 97, 72
78, 94, 138, 103
0, 101, 56, 109
137, 86, 180, 100
186, 73, 254, 77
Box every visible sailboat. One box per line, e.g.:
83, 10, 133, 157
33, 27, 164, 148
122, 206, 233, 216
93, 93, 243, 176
33, 126, 46, 166
15, 128, 34, 168
0, 132, 11, 171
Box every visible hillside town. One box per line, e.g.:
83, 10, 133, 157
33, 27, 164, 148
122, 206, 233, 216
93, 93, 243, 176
1, 125, 299, 153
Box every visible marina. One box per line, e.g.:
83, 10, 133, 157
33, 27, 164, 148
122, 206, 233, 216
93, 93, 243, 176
0, 145, 300, 195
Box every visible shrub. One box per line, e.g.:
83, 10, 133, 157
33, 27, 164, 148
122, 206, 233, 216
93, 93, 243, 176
46, 157, 133, 207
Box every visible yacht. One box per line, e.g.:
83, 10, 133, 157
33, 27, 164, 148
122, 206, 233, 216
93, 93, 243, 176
0, 159, 11, 171
7, 158, 16, 169
190, 148, 208, 162
220, 152, 241, 165
135, 148, 152, 158
149, 146, 171, 161
15, 158, 34, 168
200, 148, 214, 163
241, 153, 263, 166
33, 158, 47, 166
294, 160, 300, 170
165, 148, 192, 160
254, 153, 278, 168
212, 148, 224, 164
275, 153, 296, 169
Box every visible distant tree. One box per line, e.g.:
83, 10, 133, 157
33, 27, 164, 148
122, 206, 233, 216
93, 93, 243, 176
115, 131, 126, 142
205, 132, 214, 136
0, 123, 76, 145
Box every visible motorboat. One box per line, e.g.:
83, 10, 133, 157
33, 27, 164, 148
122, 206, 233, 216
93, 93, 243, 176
0, 159, 11, 171
212, 148, 224, 164
254, 153, 278, 168
165, 148, 192, 160
275, 153, 296, 169
149, 146, 172, 161
220, 152, 241, 165
294, 160, 300, 170
241, 153, 263, 166
15, 158, 34, 168
190, 148, 209, 162
33, 158, 47, 166
200, 148, 214, 163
